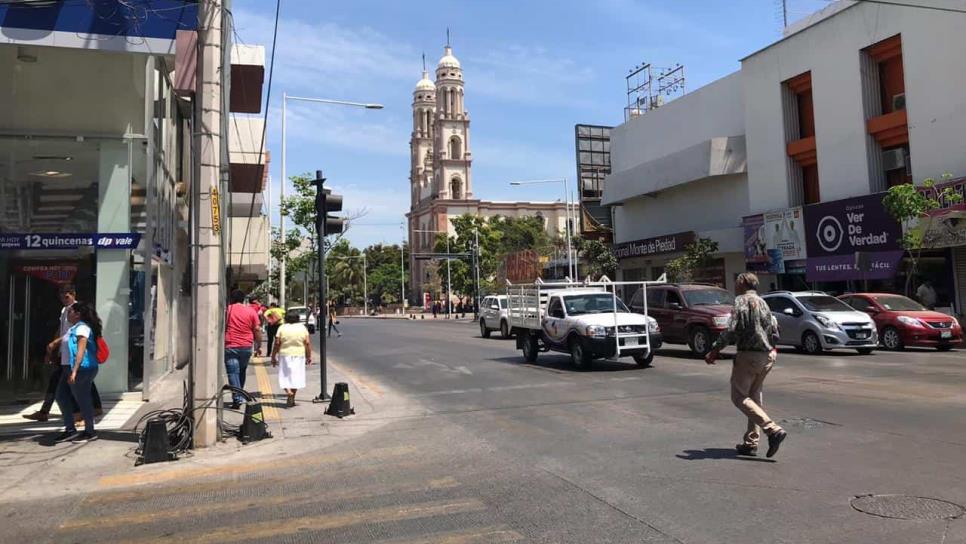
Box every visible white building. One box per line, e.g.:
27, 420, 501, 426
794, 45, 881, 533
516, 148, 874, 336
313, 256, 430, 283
604, 0, 966, 312
407, 43, 571, 301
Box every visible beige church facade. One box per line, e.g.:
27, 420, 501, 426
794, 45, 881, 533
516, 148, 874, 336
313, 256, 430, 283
407, 44, 571, 302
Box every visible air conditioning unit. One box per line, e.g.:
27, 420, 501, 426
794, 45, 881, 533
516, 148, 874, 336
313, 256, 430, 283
891, 93, 906, 111
882, 148, 906, 171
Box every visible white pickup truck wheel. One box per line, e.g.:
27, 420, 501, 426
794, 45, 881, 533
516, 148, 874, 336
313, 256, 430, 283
522, 334, 539, 362
480, 318, 491, 338
633, 351, 654, 367
569, 337, 593, 370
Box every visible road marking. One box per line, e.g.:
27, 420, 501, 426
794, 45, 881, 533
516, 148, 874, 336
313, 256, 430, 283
252, 360, 281, 422
97, 444, 417, 489
63, 477, 460, 531
384, 526, 524, 544
115, 499, 488, 544
329, 358, 385, 396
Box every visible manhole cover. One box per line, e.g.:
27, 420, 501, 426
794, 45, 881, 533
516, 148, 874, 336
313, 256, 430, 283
851, 494, 965, 520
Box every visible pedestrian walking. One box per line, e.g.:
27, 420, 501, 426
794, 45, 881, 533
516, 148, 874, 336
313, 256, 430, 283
24, 284, 102, 423
225, 289, 262, 408
250, 296, 266, 356
51, 302, 102, 443
916, 279, 937, 310
432, 301, 439, 319
327, 300, 342, 338
271, 309, 312, 407
705, 272, 787, 458
264, 305, 284, 357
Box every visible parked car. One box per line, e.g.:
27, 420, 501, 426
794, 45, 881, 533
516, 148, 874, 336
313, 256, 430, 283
479, 295, 511, 338
629, 283, 733, 356
839, 293, 963, 351
762, 291, 877, 354
288, 305, 316, 334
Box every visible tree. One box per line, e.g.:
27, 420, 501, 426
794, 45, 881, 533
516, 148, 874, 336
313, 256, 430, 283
665, 238, 719, 283
576, 238, 617, 280
882, 174, 961, 295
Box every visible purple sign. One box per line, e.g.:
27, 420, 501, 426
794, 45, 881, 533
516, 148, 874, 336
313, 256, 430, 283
802, 193, 902, 281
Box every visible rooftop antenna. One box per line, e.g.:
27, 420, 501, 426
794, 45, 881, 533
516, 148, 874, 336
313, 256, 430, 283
422, 52, 426, 71
446, 27, 451, 47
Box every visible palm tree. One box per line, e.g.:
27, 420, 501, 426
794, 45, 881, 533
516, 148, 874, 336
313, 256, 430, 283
330, 248, 365, 304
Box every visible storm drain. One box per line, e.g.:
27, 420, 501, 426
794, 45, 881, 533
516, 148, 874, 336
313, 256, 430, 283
850, 494, 965, 521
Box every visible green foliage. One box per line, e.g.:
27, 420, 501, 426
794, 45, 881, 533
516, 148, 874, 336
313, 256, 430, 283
665, 238, 719, 283
576, 238, 617, 280
882, 174, 961, 294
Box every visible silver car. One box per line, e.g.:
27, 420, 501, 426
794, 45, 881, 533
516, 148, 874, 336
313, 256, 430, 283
763, 291, 877, 355
479, 295, 511, 338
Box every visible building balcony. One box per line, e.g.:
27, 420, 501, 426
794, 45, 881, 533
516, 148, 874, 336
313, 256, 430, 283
867, 109, 909, 148
228, 115, 267, 193
228, 192, 265, 217
228, 215, 269, 282
230, 44, 265, 114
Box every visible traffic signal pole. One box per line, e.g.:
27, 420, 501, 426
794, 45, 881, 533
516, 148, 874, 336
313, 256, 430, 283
311, 170, 343, 404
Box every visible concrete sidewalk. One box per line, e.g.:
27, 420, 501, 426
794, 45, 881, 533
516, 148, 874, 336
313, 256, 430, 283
0, 350, 413, 503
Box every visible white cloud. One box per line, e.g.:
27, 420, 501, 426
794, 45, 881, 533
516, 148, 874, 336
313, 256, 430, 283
466, 45, 596, 108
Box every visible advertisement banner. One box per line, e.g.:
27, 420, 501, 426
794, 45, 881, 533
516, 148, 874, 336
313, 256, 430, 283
14, 263, 79, 286
0, 233, 141, 251
803, 193, 903, 281
743, 208, 806, 273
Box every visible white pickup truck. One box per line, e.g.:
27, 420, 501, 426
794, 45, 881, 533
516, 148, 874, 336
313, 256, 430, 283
506, 278, 663, 370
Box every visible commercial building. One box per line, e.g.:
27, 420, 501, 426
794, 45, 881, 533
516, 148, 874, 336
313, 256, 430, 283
604, 0, 966, 314
0, 1, 268, 404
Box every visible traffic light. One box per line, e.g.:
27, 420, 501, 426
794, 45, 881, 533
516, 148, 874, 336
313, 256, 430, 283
312, 170, 344, 236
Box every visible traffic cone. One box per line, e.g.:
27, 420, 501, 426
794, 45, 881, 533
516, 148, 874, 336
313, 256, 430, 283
140, 419, 172, 464
325, 382, 355, 418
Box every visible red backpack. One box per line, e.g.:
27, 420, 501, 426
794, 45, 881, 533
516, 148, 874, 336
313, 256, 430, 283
96, 336, 110, 364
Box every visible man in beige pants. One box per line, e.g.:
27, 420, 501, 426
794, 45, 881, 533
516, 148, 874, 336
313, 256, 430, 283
706, 272, 787, 458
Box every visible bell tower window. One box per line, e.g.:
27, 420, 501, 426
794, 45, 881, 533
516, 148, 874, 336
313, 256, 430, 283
449, 136, 461, 160
450, 177, 462, 200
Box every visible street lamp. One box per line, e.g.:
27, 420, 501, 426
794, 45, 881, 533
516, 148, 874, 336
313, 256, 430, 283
327, 253, 368, 316
279, 93, 383, 307
414, 228, 453, 318
509, 178, 576, 280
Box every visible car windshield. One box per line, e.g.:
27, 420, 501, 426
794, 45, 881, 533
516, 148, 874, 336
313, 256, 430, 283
683, 288, 734, 307
799, 295, 854, 312
873, 295, 925, 312
563, 293, 628, 315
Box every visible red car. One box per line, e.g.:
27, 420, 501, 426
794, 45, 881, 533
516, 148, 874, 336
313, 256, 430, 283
838, 293, 963, 351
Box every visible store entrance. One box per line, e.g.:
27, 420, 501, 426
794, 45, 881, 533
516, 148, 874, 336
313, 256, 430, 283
0, 262, 88, 402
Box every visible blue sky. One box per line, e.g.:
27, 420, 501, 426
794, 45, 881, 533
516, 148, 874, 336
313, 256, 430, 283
232, 0, 832, 248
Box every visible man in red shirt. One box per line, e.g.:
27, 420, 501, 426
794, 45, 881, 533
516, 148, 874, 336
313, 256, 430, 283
225, 290, 262, 408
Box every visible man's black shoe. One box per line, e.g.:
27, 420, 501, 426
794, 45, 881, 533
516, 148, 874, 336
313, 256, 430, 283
735, 444, 758, 456
53, 430, 77, 443
766, 430, 787, 458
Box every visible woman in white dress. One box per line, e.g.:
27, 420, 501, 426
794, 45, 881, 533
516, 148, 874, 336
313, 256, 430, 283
271, 310, 312, 407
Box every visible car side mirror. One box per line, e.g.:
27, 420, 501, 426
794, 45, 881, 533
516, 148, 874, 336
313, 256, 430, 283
668, 302, 682, 310
782, 307, 795, 316
490, 304, 499, 310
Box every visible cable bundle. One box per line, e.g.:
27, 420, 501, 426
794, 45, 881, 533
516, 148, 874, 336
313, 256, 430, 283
134, 382, 195, 463
217, 385, 257, 438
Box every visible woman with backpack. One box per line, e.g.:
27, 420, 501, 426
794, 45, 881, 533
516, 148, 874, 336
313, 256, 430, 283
52, 301, 103, 443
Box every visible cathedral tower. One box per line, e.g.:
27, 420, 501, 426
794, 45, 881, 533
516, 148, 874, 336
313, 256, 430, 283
433, 44, 472, 200
410, 61, 436, 208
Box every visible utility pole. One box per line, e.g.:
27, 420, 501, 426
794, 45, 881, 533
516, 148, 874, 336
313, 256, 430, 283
192, 0, 224, 448
400, 237, 406, 312
473, 227, 480, 318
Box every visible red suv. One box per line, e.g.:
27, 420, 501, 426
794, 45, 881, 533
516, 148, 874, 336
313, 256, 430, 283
629, 283, 733, 356
839, 293, 962, 351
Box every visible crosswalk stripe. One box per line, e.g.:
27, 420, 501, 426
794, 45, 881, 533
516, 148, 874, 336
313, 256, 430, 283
379, 526, 524, 544
113, 499, 488, 544
96, 444, 417, 489
61, 477, 460, 530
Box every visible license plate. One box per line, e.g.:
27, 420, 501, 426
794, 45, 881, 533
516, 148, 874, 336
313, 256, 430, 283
624, 337, 638, 347
855, 332, 869, 339
941, 331, 952, 339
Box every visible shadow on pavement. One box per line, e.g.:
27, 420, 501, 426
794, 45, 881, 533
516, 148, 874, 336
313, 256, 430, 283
488, 356, 645, 373
676, 448, 775, 463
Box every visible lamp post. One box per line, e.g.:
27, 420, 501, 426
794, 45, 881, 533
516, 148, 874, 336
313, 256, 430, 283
509, 178, 576, 280
279, 93, 383, 307
414, 228, 452, 317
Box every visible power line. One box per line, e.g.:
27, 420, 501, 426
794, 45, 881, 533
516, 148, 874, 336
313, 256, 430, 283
234, 0, 281, 280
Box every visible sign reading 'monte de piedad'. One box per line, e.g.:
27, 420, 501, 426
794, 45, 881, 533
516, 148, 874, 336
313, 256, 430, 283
613, 232, 696, 260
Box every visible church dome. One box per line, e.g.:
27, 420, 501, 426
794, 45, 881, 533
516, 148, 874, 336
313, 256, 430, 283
437, 46, 461, 70
414, 69, 435, 92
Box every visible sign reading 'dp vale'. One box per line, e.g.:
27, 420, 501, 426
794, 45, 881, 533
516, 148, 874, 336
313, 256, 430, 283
0, 233, 142, 251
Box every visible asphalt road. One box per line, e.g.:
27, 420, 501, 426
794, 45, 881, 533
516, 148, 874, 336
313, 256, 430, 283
7, 317, 966, 543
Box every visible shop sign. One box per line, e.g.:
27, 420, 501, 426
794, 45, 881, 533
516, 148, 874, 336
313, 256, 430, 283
803, 193, 903, 281
15, 263, 79, 286
743, 207, 807, 273
613, 232, 695, 261
0, 233, 142, 251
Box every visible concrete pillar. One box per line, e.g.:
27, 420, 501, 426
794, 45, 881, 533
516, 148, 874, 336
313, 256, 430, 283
192, 0, 225, 448
96, 141, 131, 395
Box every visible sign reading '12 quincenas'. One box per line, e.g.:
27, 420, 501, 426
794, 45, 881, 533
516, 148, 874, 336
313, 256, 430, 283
802, 193, 903, 281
